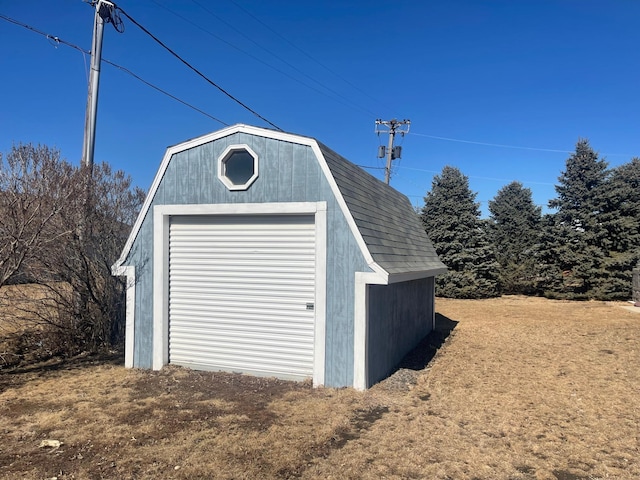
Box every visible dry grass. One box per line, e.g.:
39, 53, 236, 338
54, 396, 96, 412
0, 284, 65, 332
1, 296, 639, 479
0, 284, 69, 367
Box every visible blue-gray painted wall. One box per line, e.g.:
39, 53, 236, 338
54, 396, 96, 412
367, 277, 435, 387
123, 133, 370, 387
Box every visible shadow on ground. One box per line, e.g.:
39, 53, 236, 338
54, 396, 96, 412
0, 350, 124, 393
399, 313, 458, 371
378, 313, 458, 391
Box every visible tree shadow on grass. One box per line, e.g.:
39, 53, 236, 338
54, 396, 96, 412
0, 349, 124, 393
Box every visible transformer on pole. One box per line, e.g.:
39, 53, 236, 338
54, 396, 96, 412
375, 119, 410, 185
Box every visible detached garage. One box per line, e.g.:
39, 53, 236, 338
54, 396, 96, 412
112, 124, 445, 389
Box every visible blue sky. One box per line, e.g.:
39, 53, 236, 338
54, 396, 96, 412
1, 0, 639, 216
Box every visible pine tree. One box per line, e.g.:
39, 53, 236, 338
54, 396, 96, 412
488, 181, 542, 294
592, 158, 640, 299
542, 139, 609, 299
421, 166, 499, 298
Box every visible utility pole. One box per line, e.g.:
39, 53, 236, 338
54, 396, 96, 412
375, 119, 410, 185
82, 0, 123, 170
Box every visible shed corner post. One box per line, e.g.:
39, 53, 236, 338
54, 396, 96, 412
313, 202, 328, 387
431, 277, 437, 332
353, 271, 387, 390
152, 206, 170, 370
112, 264, 136, 369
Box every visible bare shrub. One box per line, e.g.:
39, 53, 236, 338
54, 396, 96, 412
0, 144, 75, 286
0, 144, 144, 361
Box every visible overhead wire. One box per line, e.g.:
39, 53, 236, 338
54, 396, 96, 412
0, 13, 228, 126
190, 0, 378, 117
399, 166, 556, 186
410, 132, 636, 157
115, 5, 283, 131
7, 11, 627, 174
102, 59, 228, 126
147, 0, 377, 118
224, 0, 396, 115
1, 13, 77, 52
410, 132, 571, 153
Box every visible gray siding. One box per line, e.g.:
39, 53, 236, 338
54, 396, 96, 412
123, 133, 369, 387
367, 277, 435, 387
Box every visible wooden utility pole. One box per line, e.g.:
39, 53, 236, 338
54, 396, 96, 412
82, 0, 123, 170
375, 119, 410, 184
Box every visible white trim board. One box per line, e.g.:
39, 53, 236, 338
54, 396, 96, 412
152, 201, 328, 387
112, 124, 386, 281
353, 271, 387, 390
112, 265, 136, 368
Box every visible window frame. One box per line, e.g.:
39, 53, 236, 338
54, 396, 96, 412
217, 144, 259, 191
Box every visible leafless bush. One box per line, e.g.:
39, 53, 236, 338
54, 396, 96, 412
0, 144, 144, 361
0, 144, 75, 286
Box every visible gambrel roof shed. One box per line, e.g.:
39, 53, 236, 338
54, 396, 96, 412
113, 124, 445, 389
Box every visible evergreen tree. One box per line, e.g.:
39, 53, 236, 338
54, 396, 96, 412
592, 157, 640, 299
488, 181, 542, 294
542, 139, 609, 299
421, 166, 499, 298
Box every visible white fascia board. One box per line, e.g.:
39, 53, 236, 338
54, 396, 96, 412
113, 124, 254, 272
245, 126, 387, 277
242, 125, 385, 276
112, 123, 385, 279
308, 144, 383, 275
387, 267, 448, 284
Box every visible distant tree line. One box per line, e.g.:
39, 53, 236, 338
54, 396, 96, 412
421, 140, 640, 300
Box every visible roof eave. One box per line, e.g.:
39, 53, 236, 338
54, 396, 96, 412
386, 266, 448, 284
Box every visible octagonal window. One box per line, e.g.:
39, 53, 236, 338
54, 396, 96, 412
217, 144, 259, 191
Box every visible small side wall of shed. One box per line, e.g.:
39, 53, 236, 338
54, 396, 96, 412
366, 277, 435, 387
122, 132, 370, 387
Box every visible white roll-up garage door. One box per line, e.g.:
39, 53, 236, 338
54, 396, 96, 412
168, 214, 316, 380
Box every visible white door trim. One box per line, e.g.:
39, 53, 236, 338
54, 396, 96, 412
152, 202, 327, 386
353, 271, 387, 390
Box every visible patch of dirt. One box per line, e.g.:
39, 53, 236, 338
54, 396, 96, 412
1, 296, 639, 479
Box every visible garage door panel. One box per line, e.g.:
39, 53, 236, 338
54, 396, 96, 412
168, 214, 315, 380
170, 270, 315, 281
169, 334, 315, 352
171, 341, 314, 373
170, 328, 315, 344
170, 357, 313, 378
169, 309, 316, 328
169, 285, 315, 298
171, 305, 315, 319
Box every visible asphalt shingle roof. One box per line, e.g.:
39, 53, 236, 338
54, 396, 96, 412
318, 142, 446, 277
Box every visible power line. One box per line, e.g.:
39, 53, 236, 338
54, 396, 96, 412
0, 13, 83, 52
115, 5, 283, 131
224, 0, 395, 115
356, 164, 385, 170
102, 59, 228, 126
148, 0, 377, 118
0, 13, 228, 126
410, 132, 635, 157
399, 166, 556, 186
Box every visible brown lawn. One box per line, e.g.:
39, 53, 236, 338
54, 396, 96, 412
1, 296, 639, 480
